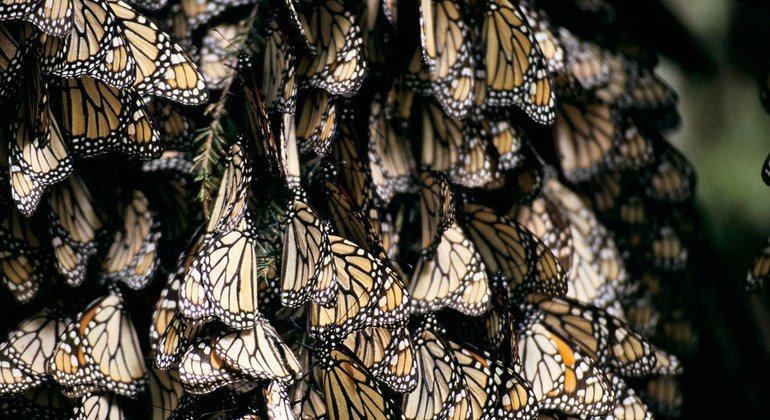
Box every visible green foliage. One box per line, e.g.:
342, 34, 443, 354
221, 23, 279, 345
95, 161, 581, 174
192, 116, 227, 219
190, 5, 266, 221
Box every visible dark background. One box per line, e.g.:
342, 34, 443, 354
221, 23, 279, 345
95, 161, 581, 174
650, 0, 770, 417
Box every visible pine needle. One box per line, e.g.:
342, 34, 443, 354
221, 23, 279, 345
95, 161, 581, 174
191, 4, 263, 220
192, 119, 226, 218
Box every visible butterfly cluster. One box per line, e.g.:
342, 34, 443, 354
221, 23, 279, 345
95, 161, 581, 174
0, 0, 697, 418
0, 0, 209, 219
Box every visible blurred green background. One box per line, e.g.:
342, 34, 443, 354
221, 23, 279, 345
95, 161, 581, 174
663, 0, 770, 265
654, 0, 770, 416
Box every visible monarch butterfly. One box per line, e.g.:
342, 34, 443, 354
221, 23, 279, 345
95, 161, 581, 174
409, 222, 492, 316
288, 346, 327, 418
520, 3, 564, 75
368, 96, 416, 204
746, 237, 770, 292
180, 0, 256, 31
73, 393, 125, 420
482, 283, 520, 362
293, 386, 326, 419
143, 151, 192, 184
240, 68, 285, 179
49, 291, 148, 398
604, 373, 653, 420
593, 52, 635, 108
37, 0, 124, 85
448, 340, 539, 419
9, 60, 73, 211
308, 235, 409, 340
48, 176, 102, 286
196, 225, 261, 329
418, 171, 455, 257
401, 318, 467, 419
402, 47, 434, 96
386, 76, 417, 129
461, 204, 566, 298
1, 385, 73, 418
214, 318, 301, 383
662, 315, 698, 354
297, 0, 366, 96
580, 170, 622, 215
162, 3, 192, 47
342, 326, 418, 393
558, 29, 609, 91
280, 196, 337, 308
148, 369, 186, 420
640, 140, 695, 203
164, 389, 250, 418
206, 143, 251, 234
656, 308, 698, 352
629, 68, 678, 111
141, 152, 197, 241
147, 104, 194, 151
264, 380, 293, 419
584, 171, 649, 234
7, 161, 44, 219
150, 262, 203, 369
0, 0, 71, 37
316, 180, 386, 260
0, 309, 70, 394
296, 381, 328, 418
487, 120, 524, 171
52, 76, 161, 159
277, 0, 310, 49
101, 190, 160, 290
645, 224, 688, 272
650, 347, 683, 376
516, 313, 615, 416
512, 194, 573, 275
328, 118, 376, 211
126, 0, 167, 11
315, 167, 383, 260
420, 100, 463, 173
450, 124, 501, 189
177, 234, 215, 324
0, 23, 33, 98
296, 89, 337, 156
499, 144, 546, 205
9, 122, 68, 216
153, 313, 201, 369
623, 291, 659, 338
761, 151, 770, 186
381, 0, 397, 25
357, 0, 390, 70
198, 23, 244, 90
41, 0, 208, 104
419, 0, 474, 118
540, 179, 629, 308
553, 96, 621, 183
0, 208, 48, 303
612, 122, 655, 171
178, 335, 245, 395
320, 346, 396, 420
525, 294, 658, 377
641, 376, 682, 418
609, 195, 648, 251
481, 0, 555, 124
322, 122, 376, 208
276, 110, 302, 190
259, 16, 297, 115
